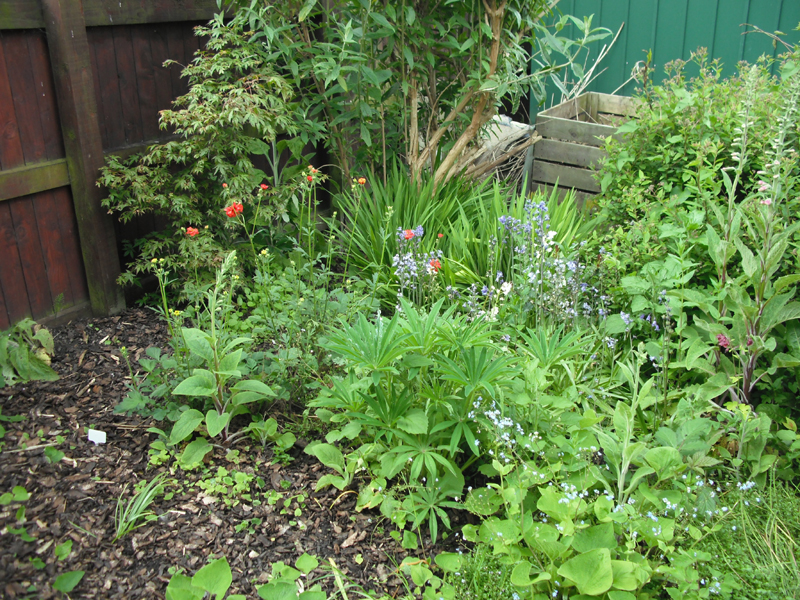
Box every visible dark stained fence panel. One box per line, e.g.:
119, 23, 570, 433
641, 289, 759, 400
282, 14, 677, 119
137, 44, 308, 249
27, 33, 64, 161
0, 202, 30, 327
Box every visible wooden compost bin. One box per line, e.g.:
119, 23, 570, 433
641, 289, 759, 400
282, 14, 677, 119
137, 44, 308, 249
530, 92, 636, 205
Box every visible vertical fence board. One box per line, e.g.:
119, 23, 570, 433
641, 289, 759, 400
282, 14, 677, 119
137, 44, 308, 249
131, 26, 159, 139
51, 186, 89, 306
684, 0, 719, 61
742, 2, 782, 66
0, 35, 25, 170
0, 275, 8, 330
27, 32, 64, 161
149, 23, 175, 117
112, 26, 144, 145
33, 190, 73, 307
0, 203, 29, 323
90, 26, 126, 150
42, 0, 123, 316
4, 31, 47, 165
167, 24, 188, 99
8, 198, 51, 317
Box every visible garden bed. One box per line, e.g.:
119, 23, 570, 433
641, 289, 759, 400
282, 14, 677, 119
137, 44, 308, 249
0, 309, 462, 599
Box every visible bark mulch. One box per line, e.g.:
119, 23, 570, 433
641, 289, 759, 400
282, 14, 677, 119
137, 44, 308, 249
0, 308, 466, 599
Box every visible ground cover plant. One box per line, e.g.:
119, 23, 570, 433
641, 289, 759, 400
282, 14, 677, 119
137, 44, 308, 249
3, 7, 800, 600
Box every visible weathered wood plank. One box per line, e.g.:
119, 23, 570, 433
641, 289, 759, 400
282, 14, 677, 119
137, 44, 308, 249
113, 26, 144, 145
595, 93, 637, 117
531, 160, 601, 193
535, 116, 618, 147
89, 26, 126, 150
533, 183, 595, 212
0, 272, 8, 330
27, 32, 65, 161
539, 97, 583, 121
51, 186, 90, 307
167, 24, 189, 99
0, 36, 25, 171
150, 23, 176, 128
131, 26, 159, 139
0, 159, 69, 202
533, 139, 606, 169
42, 0, 124, 316
4, 31, 48, 165
8, 197, 52, 318
1, 0, 221, 30
0, 202, 31, 322
33, 190, 74, 307
87, 32, 109, 149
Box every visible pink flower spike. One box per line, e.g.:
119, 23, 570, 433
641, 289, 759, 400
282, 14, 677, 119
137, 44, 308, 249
760, 198, 772, 206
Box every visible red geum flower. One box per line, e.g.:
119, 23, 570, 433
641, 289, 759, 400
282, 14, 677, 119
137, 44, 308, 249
307, 175, 314, 182
260, 183, 268, 190
717, 333, 731, 351
429, 259, 441, 273
437, 233, 443, 238
186, 227, 199, 237
357, 177, 366, 185
222, 183, 228, 188
225, 202, 243, 218
404, 229, 414, 240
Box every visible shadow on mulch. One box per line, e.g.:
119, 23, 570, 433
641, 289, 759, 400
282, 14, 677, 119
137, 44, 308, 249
0, 308, 468, 599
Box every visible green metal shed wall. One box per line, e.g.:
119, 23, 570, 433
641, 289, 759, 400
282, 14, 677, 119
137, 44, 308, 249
545, 0, 800, 101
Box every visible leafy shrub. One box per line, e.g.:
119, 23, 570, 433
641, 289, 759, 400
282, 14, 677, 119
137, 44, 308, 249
0, 319, 58, 387
99, 13, 322, 290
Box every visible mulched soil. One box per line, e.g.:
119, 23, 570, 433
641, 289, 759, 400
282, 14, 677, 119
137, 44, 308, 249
0, 308, 466, 599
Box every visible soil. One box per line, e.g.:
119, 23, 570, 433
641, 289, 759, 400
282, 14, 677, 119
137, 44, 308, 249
0, 308, 466, 599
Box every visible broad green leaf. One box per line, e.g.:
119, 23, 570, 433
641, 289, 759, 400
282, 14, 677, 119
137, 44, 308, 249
397, 409, 428, 435
177, 438, 212, 470
257, 581, 297, 600
297, 0, 318, 22
166, 574, 204, 600
644, 446, 683, 475
53, 570, 85, 593
304, 443, 344, 474
170, 409, 205, 444
296, 553, 319, 574
572, 522, 616, 553
217, 349, 242, 376
434, 552, 464, 573
192, 557, 232, 599
557, 548, 613, 595
182, 328, 214, 362
205, 410, 231, 438
173, 370, 217, 397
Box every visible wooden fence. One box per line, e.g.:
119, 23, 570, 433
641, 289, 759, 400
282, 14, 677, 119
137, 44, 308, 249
0, 0, 217, 330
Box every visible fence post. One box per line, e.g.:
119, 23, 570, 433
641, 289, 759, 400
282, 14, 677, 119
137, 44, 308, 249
40, 0, 124, 316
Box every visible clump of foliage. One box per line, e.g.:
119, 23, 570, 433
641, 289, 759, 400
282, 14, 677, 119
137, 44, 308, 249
229, 0, 611, 186
0, 319, 58, 387
99, 12, 322, 290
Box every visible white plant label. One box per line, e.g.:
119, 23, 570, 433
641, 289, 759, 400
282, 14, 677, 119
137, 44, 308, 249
87, 429, 106, 445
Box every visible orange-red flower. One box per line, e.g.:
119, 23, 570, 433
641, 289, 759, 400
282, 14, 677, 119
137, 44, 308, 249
307, 175, 314, 182
429, 259, 441, 273
222, 183, 228, 188
186, 227, 199, 237
225, 202, 243, 218
357, 177, 366, 185
260, 183, 268, 190
437, 233, 443, 238
403, 229, 414, 240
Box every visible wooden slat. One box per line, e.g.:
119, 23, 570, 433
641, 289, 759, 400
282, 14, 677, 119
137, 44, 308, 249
0, 203, 30, 324
535, 116, 617, 147
539, 96, 584, 120
167, 24, 188, 100
51, 186, 89, 306
131, 26, 159, 140
27, 32, 65, 161
113, 26, 144, 145
0, 272, 8, 330
42, 0, 123, 316
33, 190, 74, 307
533, 139, 605, 169
150, 23, 176, 123
594, 93, 637, 117
87, 32, 109, 149
1, 0, 221, 30
533, 183, 595, 212
531, 160, 601, 193
0, 36, 25, 171
4, 31, 48, 165
0, 159, 69, 201
90, 27, 126, 150
8, 197, 51, 318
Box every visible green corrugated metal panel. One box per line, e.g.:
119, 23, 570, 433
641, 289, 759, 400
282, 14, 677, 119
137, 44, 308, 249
531, 0, 800, 119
